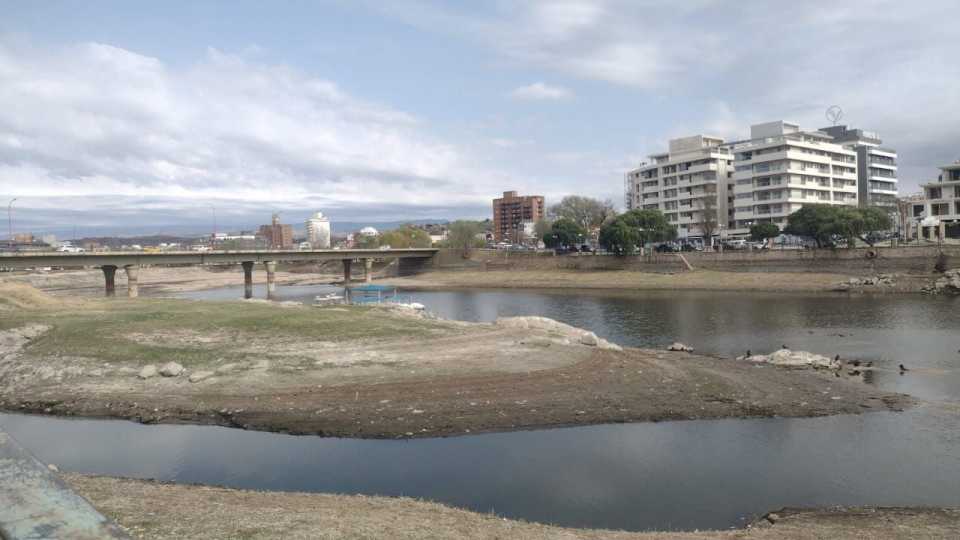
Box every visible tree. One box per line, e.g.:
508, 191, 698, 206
749, 222, 780, 243
619, 209, 677, 245
446, 220, 485, 253
380, 225, 432, 249
784, 204, 892, 248
599, 218, 640, 256
542, 218, 586, 248
598, 209, 676, 256
857, 207, 893, 246
533, 218, 554, 241
355, 233, 379, 249
697, 193, 719, 247
549, 196, 616, 232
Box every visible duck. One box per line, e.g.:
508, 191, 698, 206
899, 364, 908, 372
746, 350, 752, 358
865, 361, 873, 368
851, 359, 861, 367
781, 344, 789, 349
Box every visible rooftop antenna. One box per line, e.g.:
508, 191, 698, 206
825, 105, 844, 126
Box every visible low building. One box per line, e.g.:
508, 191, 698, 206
257, 214, 294, 249
305, 211, 331, 249
493, 191, 544, 244
909, 161, 960, 238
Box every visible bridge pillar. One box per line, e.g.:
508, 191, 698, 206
124, 265, 139, 298
364, 258, 372, 283
264, 261, 277, 299
242, 261, 254, 299
101, 265, 117, 297
342, 259, 352, 283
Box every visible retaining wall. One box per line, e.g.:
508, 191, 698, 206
430, 246, 960, 276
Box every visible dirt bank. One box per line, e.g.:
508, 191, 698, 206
380, 269, 930, 293
0, 282, 911, 438
65, 474, 960, 540
6, 265, 339, 297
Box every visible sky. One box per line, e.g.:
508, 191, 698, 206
1, 0, 958, 237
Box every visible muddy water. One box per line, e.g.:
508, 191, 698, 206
3, 287, 959, 531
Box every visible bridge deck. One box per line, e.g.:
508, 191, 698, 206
0, 249, 438, 269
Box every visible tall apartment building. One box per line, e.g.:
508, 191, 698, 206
624, 135, 735, 240
728, 121, 859, 235
492, 191, 545, 243
305, 211, 331, 249
912, 161, 960, 230
257, 213, 294, 249
821, 125, 898, 209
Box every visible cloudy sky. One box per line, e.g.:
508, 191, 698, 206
2, 1, 958, 236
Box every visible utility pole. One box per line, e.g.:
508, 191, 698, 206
210, 205, 217, 247
7, 197, 17, 246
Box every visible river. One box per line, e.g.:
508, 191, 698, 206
2, 284, 959, 531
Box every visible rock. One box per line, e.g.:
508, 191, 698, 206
158, 362, 184, 377
667, 342, 694, 352
188, 371, 214, 383
47, 463, 59, 472
215, 363, 239, 374
580, 332, 600, 346
748, 349, 839, 370
847, 278, 861, 285
138, 365, 158, 379
35, 366, 57, 380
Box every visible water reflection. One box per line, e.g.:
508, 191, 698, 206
2, 408, 959, 532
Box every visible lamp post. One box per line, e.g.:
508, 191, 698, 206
7, 197, 17, 247
210, 205, 217, 248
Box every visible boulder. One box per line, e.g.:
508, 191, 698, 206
748, 349, 839, 370
188, 371, 214, 383
580, 332, 600, 346
159, 361, 184, 377
667, 342, 694, 352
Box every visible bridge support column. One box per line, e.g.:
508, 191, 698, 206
342, 259, 352, 283
364, 258, 372, 283
101, 265, 117, 297
124, 265, 139, 298
264, 261, 277, 299
242, 261, 254, 299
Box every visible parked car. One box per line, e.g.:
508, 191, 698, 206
579, 244, 594, 253
655, 243, 678, 253
724, 239, 748, 250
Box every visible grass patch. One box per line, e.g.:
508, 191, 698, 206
4, 298, 453, 367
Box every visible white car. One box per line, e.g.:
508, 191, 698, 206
56, 245, 84, 253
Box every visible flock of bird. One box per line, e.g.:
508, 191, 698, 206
743, 346, 909, 376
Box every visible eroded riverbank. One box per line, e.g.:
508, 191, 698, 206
64, 474, 960, 540
0, 281, 911, 438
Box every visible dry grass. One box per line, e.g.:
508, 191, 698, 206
66, 474, 960, 540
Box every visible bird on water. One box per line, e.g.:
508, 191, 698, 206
900, 364, 908, 373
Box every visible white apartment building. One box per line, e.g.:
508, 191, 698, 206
910, 161, 960, 235
624, 135, 735, 240
821, 125, 898, 209
305, 211, 331, 249
728, 121, 859, 235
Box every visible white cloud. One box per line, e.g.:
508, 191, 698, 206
0, 39, 516, 229
509, 82, 572, 101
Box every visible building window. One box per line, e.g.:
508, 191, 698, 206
932, 203, 949, 216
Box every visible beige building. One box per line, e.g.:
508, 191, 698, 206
908, 161, 960, 238
728, 121, 859, 235
492, 191, 545, 244
624, 135, 735, 241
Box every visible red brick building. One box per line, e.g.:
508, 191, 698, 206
493, 191, 545, 243
257, 214, 294, 249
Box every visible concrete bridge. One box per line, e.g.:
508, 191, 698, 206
0, 249, 438, 299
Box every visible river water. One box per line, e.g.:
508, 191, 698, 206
2, 284, 959, 531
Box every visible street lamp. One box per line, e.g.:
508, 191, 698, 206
210, 205, 217, 248
7, 197, 17, 246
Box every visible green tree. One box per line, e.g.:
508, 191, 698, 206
445, 220, 485, 252
598, 218, 640, 255
784, 204, 839, 247
380, 225, 432, 249
355, 234, 380, 249
549, 196, 616, 231
619, 209, 678, 245
858, 207, 893, 246
542, 218, 586, 248
749, 222, 780, 243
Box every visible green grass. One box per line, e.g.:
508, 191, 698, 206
3, 299, 451, 367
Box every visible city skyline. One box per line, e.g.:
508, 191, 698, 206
2, 1, 959, 234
